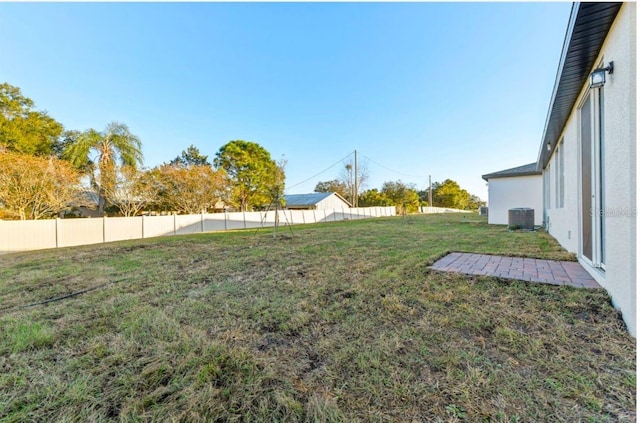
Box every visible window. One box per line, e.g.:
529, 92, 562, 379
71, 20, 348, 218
543, 165, 551, 210
558, 140, 565, 207
555, 139, 564, 208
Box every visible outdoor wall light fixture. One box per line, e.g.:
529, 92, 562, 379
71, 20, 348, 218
547, 142, 551, 152
590, 61, 614, 89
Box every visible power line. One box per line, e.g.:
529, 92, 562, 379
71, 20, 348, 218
285, 151, 354, 192
363, 154, 428, 180
419, 175, 432, 191
285, 151, 433, 193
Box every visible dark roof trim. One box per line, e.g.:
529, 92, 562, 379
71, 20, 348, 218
482, 162, 541, 181
536, 2, 622, 170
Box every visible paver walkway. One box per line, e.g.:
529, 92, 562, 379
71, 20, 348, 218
431, 252, 601, 289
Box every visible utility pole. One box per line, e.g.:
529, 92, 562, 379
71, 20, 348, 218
429, 174, 432, 207
354, 150, 358, 207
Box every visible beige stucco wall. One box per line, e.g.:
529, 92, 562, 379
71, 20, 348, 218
487, 175, 543, 225
545, 120, 580, 254
546, 3, 636, 336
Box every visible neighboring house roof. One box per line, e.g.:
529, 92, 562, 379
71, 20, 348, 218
73, 189, 99, 208
283, 192, 351, 208
536, 2, 622, 170
482, 162, 541, 181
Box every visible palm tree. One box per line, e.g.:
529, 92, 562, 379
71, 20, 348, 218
63, 121, 143, 213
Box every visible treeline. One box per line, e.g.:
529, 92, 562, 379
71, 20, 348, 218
0, 83, 283, 220
315, 179, 485, 213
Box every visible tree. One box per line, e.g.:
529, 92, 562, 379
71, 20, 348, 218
339, 158, 369, 206
0, 82, 64, 156
314, 179, 348, 198
381, 180, 420, 214
62, 121, 143, 213
0, 151, 80, 219
468, 194, 487, 210
169, 144, 210, 167
151, 164, 228, 214
214, 140, 283, 211
102, 166, 161, 217
268, 156, 287, 208
417, 189, 430, 206
431, 179, 472, 210
358, 188, 392, 207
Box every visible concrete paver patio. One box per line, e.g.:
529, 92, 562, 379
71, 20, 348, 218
430, 252, 601, 289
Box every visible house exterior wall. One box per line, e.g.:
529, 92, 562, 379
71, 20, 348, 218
545, 120, 580, 254
487, 175, 543, 225
545, 3, 636, 336
316, 194, 351, 210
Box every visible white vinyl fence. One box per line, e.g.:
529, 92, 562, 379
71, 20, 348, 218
419, 206, 473, 214
0, 207, 396, 254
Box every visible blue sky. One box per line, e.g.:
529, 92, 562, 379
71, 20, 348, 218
0, 2, 572, 200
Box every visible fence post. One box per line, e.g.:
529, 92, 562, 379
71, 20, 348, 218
56, 218, 60, 248
201, 211, 205, 233
243, 211, 246, 229
173, 213, 177, 235
141, 215, 145, 238
103, 216, 106, 243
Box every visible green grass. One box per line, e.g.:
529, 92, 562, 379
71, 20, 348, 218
0, 214, 635, 422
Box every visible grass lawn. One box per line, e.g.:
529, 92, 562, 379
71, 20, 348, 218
0, 214, 635, 422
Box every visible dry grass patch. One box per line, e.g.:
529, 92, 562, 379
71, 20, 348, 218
0, 214, 634, 422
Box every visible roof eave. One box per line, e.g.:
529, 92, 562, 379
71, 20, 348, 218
536, 2, 580, 171
482, 171, 542, 181
332, 192, 353, 208
536, 2, 622, 171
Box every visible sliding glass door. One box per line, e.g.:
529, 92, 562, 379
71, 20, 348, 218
579, 89, 605, 269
